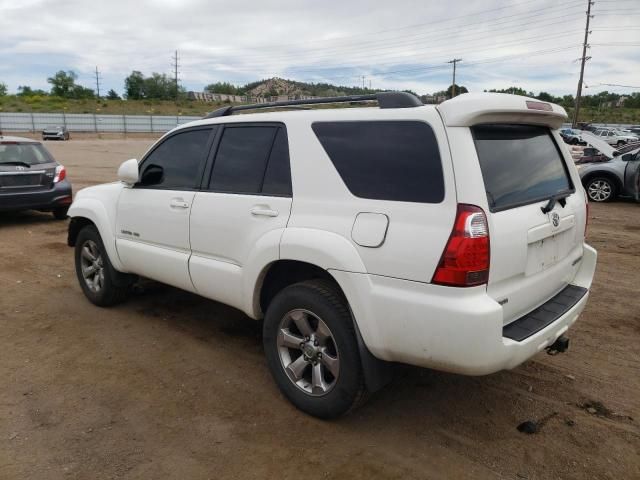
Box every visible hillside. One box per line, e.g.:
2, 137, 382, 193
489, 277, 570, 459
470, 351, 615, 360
1, 89, 639, 124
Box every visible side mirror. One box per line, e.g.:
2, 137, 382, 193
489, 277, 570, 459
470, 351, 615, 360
117, 158, 139, 186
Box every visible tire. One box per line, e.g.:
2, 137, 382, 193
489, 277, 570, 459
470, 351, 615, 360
52, 206, 69, 220
263, 280, 367, 419
570, 138, 578, 145
617, 140, 625, 147
585, 177, 616, 202
74, 225, 130, 306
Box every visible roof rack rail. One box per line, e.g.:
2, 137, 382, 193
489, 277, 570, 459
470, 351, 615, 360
204, 91, 422, 118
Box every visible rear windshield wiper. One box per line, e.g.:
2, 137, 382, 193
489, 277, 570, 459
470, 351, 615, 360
0, 161, 32, 168
541, 192, 571, 214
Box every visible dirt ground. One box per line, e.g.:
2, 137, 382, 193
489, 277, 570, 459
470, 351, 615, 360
1, 139, 638, 480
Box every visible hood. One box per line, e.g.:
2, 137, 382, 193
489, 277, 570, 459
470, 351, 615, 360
580, 132, 617, 159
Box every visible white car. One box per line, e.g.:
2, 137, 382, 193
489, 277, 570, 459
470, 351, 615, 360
67, 92, 597, 418
593, 128, 638, 147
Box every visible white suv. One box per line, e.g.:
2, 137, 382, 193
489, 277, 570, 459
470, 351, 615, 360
68, 92, 597, 418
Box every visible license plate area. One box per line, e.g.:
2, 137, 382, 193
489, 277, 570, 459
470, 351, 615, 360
525, 229, 574, 276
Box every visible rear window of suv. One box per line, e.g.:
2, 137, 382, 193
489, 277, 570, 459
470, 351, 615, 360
312, 121, 444, 203
472, 124, 573, 212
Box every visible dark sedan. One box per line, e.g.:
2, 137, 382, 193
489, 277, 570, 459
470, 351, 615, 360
0, 136, 72, 219
42, 125, 70, 141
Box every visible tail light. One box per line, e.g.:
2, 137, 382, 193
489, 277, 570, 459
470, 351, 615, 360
54, 165, 66, 183
432, 204, 490, 287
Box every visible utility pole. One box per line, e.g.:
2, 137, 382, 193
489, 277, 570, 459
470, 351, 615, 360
447, 58, 462, 98
94, 66, 101, 98
171, 50, 180, 104
361, 75, 366, 90
573, 0, 594, 127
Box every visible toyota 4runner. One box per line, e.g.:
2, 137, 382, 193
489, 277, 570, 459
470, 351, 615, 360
67, 92, 597, 418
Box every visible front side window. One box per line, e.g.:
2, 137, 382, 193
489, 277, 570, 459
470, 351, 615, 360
312, 121, 444, 203
472, 124, 573, 212
138, 128, 213, 189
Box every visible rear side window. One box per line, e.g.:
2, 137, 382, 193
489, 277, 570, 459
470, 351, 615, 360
209, 125, 291, 196
312, 121, 444, 203
472, 124, 573, 212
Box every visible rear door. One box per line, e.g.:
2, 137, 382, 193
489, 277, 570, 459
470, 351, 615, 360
471, 124, 587, 324
189, 124, 292, 309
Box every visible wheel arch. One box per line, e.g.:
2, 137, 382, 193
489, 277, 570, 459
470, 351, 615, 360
581, 170, 623, 194
67, 198, 125, 271
256, 259, 393, 393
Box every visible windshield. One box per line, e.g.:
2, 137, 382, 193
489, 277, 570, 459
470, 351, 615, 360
472, 124, 573, 212
0, 143, 54, 166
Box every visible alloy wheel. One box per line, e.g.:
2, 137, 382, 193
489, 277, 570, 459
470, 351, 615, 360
588, 180, 612, 202
276, 309, 340, 396
80, 240, 105, 293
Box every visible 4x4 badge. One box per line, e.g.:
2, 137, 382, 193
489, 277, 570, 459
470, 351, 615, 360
551, 212, 560, 228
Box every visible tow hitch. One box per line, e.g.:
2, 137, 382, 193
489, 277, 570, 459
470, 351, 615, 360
546, 335, 569, 355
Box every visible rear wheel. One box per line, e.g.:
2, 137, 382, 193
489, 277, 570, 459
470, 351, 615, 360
263, 280, 366, 419
52, 206, 69, 220
617, 140, 625, 147
74, 225, 130, 306
570, 138, 578, 145
586, 177, 616, 202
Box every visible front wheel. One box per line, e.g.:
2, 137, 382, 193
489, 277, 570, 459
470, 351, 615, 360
74, 225, 131, 306
263, 280, 366, 419
586, 177, 616, 202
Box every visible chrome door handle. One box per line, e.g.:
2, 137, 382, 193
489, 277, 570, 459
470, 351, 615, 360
250, 207, 278, 217
170, 198, 190, 209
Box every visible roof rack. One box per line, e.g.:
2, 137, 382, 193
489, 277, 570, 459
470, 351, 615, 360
204, 91, 422, 118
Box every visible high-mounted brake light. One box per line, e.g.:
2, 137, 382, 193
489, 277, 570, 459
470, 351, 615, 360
432, 204, 490, 287
525, 100, 552, 112
54, 165, 66, 183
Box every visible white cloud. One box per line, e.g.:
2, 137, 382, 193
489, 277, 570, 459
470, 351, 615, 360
0, 0, 637, 95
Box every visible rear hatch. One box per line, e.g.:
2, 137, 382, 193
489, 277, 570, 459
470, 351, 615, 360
0, 141, 56, 192
472, 124, 586, 325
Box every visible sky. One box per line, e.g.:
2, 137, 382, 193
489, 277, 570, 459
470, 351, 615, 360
0, 0, 638, 97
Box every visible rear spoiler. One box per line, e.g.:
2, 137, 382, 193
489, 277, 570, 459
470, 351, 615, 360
437, 93, 567, 129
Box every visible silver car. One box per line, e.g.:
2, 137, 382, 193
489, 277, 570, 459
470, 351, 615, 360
592, 128, 638, 147
577, 133, 640, 202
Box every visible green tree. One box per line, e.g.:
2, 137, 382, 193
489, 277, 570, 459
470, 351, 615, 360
47, 70, 78, 98
447, 84, 468, 98
17, 86, 48, 96
205, 82, 242, 95
106, 89, 120, 100
0, 82, 7, 97
72, 85, 95, 99
124, 71, 145, 99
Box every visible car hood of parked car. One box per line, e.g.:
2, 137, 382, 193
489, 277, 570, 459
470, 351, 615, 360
580, 132, 617, 159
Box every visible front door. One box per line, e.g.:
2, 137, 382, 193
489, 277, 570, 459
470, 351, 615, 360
189, 124, 292, 309
116, 126, 215, 291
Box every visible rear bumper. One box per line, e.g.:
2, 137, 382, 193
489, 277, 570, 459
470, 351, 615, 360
331, 243, 597, 375
0, 180, 72, 211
